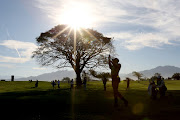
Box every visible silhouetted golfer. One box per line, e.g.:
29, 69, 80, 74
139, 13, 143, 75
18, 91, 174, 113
108, 55, 128, 107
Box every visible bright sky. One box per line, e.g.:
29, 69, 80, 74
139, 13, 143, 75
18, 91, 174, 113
0, 0, 180, 78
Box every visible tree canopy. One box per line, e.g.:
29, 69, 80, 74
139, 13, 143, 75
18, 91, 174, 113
172, 73, 180, 80
132, 71, 143, 82
32, 25, 114, 86
89, 69, 111, 81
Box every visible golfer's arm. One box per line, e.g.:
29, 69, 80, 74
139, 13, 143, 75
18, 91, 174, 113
108, 60, 112, 69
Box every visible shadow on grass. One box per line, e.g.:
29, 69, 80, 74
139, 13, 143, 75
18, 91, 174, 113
0, 89, 180, 120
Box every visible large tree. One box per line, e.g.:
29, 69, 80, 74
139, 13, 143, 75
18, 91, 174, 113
32, 25, 113, 86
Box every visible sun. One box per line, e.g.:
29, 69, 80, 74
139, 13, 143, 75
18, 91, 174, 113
59, 2, 94, 29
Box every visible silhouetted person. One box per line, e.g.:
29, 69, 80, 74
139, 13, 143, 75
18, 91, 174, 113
51, 80, 56, 89
108, 55, 128, 107
157, 76, 167, 97
148, 80, 157, 99
35, 80, 38, 88
83, 76, 87, 90
70, 79, 74, 90
102, 77, 107, 91
126, 78, 130, 90
58, 80, 60, 88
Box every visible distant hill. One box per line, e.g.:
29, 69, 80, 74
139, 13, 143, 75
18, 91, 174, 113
15, 70, 76, 81
121, 66, 180, 80
4, 65, 180, 81
140, 66, 180, 78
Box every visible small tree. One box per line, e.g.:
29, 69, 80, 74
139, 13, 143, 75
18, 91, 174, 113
154, 73, 161, 77
132, 71, 143, 83
89, 69, 111, 90
172, 73, 180, 80
62, 77, 71, 82
89, 70, 111, 80
32, 25, 114, 86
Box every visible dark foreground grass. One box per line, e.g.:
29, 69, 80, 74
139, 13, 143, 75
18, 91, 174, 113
0, 80, 180, 120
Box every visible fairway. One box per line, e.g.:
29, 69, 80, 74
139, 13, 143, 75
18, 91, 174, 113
0, 80, 180, 120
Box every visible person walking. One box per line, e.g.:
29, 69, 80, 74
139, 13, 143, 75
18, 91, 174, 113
108, 55, 128, 107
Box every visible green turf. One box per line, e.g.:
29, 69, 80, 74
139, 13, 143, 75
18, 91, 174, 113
0, 80, 180, 120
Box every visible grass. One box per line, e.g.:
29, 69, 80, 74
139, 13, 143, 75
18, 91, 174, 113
0, 80, 180, 120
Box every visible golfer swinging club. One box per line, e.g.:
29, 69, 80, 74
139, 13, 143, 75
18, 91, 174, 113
108, 55, 128, 107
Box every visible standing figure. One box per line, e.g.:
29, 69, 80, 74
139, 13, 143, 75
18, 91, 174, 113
108, 55, 128, 107
102, 77, 107, 91
83, 76, 87, 90
148, 80, 157, 99
70, 79, 74, 90
51, 80, 56, 89
57, 80, 60, 89
35, 80, 38, 88
156, 76, 167, 97
126, 78, 130, 90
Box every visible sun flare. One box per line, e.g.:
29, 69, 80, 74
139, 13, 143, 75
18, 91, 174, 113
59, 2, 94, 28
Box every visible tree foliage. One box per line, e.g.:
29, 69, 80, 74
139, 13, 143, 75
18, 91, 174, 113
132, 71, 143, 82
172, 73, 180, 80
89, 69, 111, 81
32, 25, 114, 85
61, 77, 71, 82
154, 73, 161, 77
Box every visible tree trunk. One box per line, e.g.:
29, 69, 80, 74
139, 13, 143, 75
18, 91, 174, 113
76, 71, 82, 87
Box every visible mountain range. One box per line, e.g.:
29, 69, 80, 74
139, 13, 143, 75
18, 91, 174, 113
1, 66, 180, 81
121, 66, 180, 80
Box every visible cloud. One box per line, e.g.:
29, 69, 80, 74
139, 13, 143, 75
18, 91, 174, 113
34, 0, 180, 50
0, 64, 15, 68
0, 40, 37, 63
107, 32, 173, 50
34, 0, 127, 26
32, 67, 46, 70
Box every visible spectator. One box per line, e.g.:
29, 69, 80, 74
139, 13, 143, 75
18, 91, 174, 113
51, 80, 56, 89
35, 80, 38, 88
148, 80, 158, 99
157, 76, 167, 97
83, 76, 87, 90
126, 78, 130, 90
70, 79, 74, 90
58, 80, 60, 89
102, 77, 107, 91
